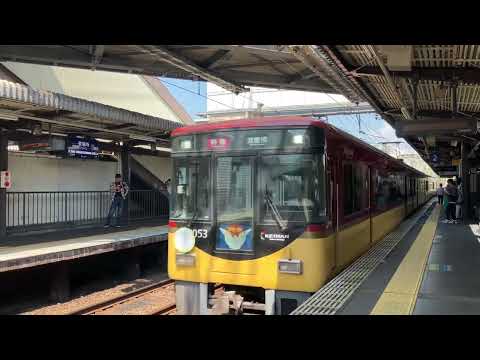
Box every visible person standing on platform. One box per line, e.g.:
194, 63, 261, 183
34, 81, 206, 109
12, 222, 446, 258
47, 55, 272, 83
444, 179, 458, 224
436, 183, 444, 206
456, 178, 464, 222
105, 173, 129, 228
165, 178, 171, 195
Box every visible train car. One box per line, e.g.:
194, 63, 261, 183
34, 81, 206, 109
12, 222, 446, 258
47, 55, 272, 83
168, 116, 435, 315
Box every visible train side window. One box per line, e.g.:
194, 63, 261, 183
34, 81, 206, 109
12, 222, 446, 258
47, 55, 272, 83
316, 154, 327, 218
343, 162, 365, 216
374, 171, 404, 211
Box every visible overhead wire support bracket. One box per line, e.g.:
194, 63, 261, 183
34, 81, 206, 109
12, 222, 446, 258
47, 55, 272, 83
451, 80, 458, 118
413, 77, 419, 121
135, 45, 247, 95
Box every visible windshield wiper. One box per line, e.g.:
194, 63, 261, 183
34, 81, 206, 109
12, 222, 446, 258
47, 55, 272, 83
264, 186, 287, 231
187, 209, 199, 228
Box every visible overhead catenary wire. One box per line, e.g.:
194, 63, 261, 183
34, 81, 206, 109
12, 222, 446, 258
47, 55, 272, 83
324, 93, 392, 141
160, 78, 238, 111
162, 74, 392, 145
161, 78, 282, 116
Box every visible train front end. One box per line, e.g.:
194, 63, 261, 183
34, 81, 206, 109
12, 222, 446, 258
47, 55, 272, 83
168, 121, 333, 314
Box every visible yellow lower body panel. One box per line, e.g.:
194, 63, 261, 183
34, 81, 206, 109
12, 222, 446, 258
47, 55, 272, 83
169, 204, 408, 293
372, 206, 405, 244
168, 232, 336, 293
336, 218, 371, 269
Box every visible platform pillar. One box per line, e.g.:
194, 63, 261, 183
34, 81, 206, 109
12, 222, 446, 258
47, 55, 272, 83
460, 141, 470, 219
125, 247, 142, 280
175, 281, 208, 315
0, 130, 7, 241
120, 143, 131, 226
49, 262, 70, 303
265, 289, 276, 315
158, 241, 168, 272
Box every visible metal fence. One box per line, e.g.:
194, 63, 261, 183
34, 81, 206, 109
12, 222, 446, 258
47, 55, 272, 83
6, 190, 169, 233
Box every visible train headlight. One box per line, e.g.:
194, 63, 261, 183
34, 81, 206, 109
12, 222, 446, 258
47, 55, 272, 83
292, 134, 304, 145
278, 259, 303, 275
180, 139, 192, 150
175, 227, 195, 253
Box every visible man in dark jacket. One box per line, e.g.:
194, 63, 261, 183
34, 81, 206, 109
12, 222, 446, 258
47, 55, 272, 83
444, 179, 458, 223
105, 173, 129, 228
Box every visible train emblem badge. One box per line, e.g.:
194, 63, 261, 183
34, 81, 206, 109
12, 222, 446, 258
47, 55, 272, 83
217, 223, 253, 251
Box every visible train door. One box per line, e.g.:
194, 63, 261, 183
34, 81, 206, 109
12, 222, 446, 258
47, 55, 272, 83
327, 156, 336, 231
327, 155, 338, 270
406, 176, 411, 215
368, 166, 374, 243
415, 178, 420, 209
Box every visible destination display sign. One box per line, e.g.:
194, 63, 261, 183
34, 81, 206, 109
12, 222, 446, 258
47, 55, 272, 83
172, 127, 325, 153
66, 135, 99, 159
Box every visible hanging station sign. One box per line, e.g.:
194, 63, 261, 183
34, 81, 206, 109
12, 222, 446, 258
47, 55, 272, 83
66, 135, 99, 159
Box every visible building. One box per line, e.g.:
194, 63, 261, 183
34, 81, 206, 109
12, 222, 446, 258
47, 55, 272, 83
0, 63, 192, 193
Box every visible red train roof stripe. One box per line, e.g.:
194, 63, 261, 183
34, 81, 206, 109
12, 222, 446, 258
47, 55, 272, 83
171, 116, 322, 136
171, 116, 428, 177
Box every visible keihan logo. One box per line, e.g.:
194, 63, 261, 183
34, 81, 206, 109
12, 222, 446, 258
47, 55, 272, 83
219, 224, 252, 250
261, 231, 289, 241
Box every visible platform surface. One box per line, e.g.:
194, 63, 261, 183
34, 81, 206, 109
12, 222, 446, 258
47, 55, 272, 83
0, 224, 168, 273
336, 204, 435, 315
337, 202, 480, 315
413, 217, 480, 315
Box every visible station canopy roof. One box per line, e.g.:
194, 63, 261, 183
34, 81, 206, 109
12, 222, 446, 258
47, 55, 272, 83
0, 79, 180, 146
2, 45, 480, 172
0, 45, 354, 96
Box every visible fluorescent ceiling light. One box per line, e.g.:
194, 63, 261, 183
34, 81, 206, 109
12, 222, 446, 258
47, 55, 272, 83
0, 113, 19, 121
129, 134, 157, 142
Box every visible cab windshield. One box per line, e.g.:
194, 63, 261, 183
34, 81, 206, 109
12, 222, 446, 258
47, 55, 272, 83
259, 154, 325, 225
170, 154, 326, 226
216, 157, 253, 222
170, 158, 210, 220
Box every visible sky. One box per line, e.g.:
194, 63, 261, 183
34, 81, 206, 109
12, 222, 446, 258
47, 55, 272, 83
159, 77, 207, 120
324, 112, 416, 155
161, 79, 414, 154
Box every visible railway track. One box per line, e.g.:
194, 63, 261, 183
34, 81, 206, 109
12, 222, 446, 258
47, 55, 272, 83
66, 281, 229, 315
67, 279, 176, 315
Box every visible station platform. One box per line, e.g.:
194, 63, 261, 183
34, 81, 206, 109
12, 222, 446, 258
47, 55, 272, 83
292, 199, 480, 315
0, 223, 167, 273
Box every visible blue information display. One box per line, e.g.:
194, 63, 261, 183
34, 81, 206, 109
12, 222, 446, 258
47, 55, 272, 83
66, 135, 99, 159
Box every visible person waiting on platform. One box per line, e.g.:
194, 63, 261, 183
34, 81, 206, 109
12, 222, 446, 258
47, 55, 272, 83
105, 173, 129, 228
436, 183, 444, 205
443, 179, 458, 224
165, 178, 172, 194
456, 178, 464, 222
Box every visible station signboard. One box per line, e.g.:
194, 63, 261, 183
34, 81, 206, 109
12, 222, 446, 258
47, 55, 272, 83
66, 135, 99, 159
430, 152, 439, 163
434, 165, 458, 177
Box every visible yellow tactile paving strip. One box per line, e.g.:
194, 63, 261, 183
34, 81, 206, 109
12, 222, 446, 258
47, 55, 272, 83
370, 205, 440, 315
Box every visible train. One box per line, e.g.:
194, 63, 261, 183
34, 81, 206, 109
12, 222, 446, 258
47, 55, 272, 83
167, 116, 438, 314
